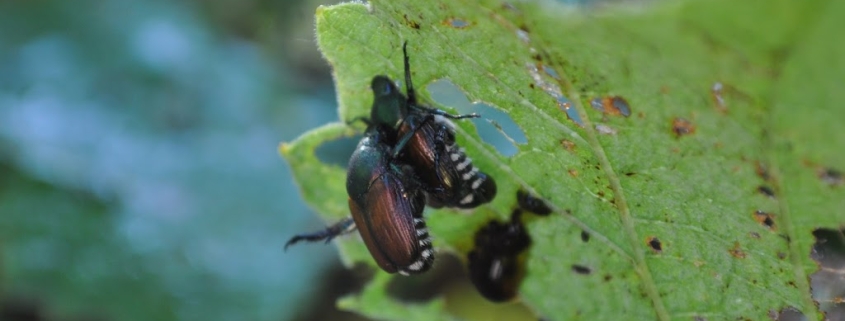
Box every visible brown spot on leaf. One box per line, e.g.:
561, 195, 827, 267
646, 236, 662, 253
729, 242, 746, 259
590, 95, 632, 117
560, 139, 576, 152
671, 117, 696, 137
568, 169, 579, 177
753, 210, 776, 230
755, 161, 770, 181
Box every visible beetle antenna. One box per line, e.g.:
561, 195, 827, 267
403, 41, 418, 105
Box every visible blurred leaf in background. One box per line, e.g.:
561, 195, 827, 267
0, 0, 369, 320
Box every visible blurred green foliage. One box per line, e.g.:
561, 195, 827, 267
0, 0, 351, 320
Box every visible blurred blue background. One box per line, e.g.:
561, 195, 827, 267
0, 0, 369, 320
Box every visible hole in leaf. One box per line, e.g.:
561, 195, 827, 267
646, 236, 662, 253
671, 117, 695, 138
468, 209, 531, 302
571, 264, 591, 275
590, 95, 632, 117
314, 135, 359, 167
443, 17, 470, 29
516, 189, 552, 216
516, 28, 530, 43
771, 306, 806, 321
753, 210, 777, 230
711, 82, 727, 113
580, 230, 590, 242
595, 123, 617, 135
428, 79, 526, 157
386, 253, 464, 303
525, 63, 583, 126
810, 228, 845, 320
757, 185, 776, 198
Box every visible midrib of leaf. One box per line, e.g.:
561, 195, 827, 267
534, 33, 672, 321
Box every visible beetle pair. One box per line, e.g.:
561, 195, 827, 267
286, 42, 496, 275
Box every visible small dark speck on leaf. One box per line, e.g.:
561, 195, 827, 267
777, 252, 786, 260
580, 230, 590, 242
403, 14, 420, 29
571, 264, 591, 275
729, 242, 746, 259
757, 185, 776, 198
671, 117, 696, 137
750, 232, 761, 239
694, 316, 707, 321
646, 236, 662, 252
818, 167, 843, 187
753, 210, 776, 230
590, 96, 632, 117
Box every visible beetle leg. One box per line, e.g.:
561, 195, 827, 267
410, 104, 480, 120
284, 217, 356, 250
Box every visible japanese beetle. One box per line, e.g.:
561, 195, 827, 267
371, 42, 497, 209
286, 121, 434, 275
467, 209, 531, 302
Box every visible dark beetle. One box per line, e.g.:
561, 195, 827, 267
371, 42, 497, 209
345, 124, 434, 274
285, 42, 497, 274
468, 209, 531, 302
286, 123, 434, 275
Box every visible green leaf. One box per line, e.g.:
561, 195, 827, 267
281, 0, 845, 320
